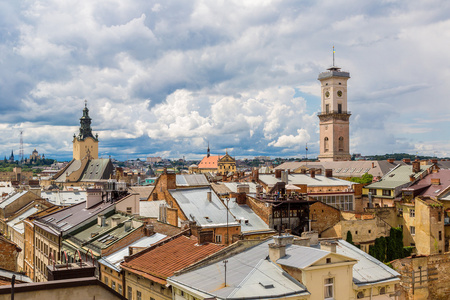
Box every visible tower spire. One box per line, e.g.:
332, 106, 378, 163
207, 141, 210, 158
332, 45, 335, 67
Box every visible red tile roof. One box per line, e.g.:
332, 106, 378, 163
121, 235, 223, 283
198, 155, 222, 169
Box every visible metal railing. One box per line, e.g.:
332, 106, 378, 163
317, 110, 351, 116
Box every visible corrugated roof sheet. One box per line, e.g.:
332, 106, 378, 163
121, 235, 224, 281
176, 174, 210, 186
169, 187, 238, 227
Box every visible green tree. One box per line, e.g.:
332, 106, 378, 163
346, 231, 354, 245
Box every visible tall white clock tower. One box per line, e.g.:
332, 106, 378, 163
317, 65, 351, 161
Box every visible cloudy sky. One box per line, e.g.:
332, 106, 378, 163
1, 0, 449, 161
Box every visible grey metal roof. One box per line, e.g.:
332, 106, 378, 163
140, 200, 167, 218
0, 191, 28, 209
259, 174, 353, 187
366, 165, 430, 189
227, 200, 271, 233
35, 200, 114, 235
176, 174, 210, 187
336, 240, 400, 285
98, 233, 167, 272
277, 245, 330, 269
169, 187, 238, 227
168, 239, 309, 299
41, 190, 87, 206
81, 159, 114, 181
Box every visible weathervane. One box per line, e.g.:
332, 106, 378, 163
332, 45, 335, 66
84, 99, 88, 107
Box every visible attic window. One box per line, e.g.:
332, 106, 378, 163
259, 282, 274, 289
326, 258, 331, 264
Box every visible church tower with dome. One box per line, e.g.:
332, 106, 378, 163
72, 102, 99, 160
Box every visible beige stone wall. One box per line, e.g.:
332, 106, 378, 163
73, 136, 98, 160
124, 271, 171, 300
309, 202, 341, 235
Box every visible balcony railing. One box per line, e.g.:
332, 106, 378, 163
317, 110, 351, 116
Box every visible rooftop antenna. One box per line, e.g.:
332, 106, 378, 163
223, 259, 228, 287
19, 130, 24, 165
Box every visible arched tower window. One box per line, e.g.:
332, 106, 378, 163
339, 137, 344, 152
324, 137, 329, 152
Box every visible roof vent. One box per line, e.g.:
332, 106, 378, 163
259, 282, 274, 289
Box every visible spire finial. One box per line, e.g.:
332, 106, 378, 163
84, 99, 88, 108
333, 45, 335, 67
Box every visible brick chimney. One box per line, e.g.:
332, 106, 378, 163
412, 161, 420, 173
431, 178, 441, 185
325, 169, 333, 178
310, 168, 316, 178
372, 162, 375, 168
275, 169, 282, 179
387, 158, 395, 163
409, 174, 415, 182
144, 224, 154, 236
252, 169, 259, 182
403, 158, 411, 164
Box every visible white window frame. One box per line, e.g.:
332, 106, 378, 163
411, 226, 416, 235
215, 235, 222, 243
410, 209, 415, 218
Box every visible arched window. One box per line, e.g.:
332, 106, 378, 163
379, 287, 386, 295
324, 137, 329, 152
338, 136, 344, 151
357, 291, 364, 299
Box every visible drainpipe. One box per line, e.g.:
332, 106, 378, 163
370, 286, 373, 299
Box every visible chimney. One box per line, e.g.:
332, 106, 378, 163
403, 158, 411, 164
207, 191, 212, 202
252, 169, 259, 182
431, 178, 441, 185
237, 184, 250, 194
300, 168, 306, 174
281, 171, 289, 184
256, 184, 263, 197
269, 235, 294, 262
372, 162, 375, 168
310, 168, 316, 178
320, 240, 337, 253
124, 220, 132, 232
275, 169, 282, 179
97, 214, 106, 227
145, 224, 154, 236
325, 169, 333, 178
409, 174, 415, 182
86, 188, 102, 209
222, 174, 227, 182
387, 158, 394, 163
111, 217, 121, 227
431, 159, 438, 164
287, 169, 291, 175
412, 161, 420, 173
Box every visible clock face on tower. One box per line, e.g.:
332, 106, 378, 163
337, 90, 343, 97
325, 91, 330, 98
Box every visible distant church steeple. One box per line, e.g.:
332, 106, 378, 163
73, 100, 99, 160
76, 100, 98, 142
207, 142, 210, 158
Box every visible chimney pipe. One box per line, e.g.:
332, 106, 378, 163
98, 214, 106, 227
325, 169, 332, 178
207, 191, 212, 202
275, 169, 282, 179
320, 241, 337, 253
372, 162, 375, 168
409, 174, 415, 182
310, 168, 316, 178
412, 161, 420, 173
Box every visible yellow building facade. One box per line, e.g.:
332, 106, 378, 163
73, 103, 99, 160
